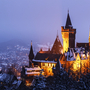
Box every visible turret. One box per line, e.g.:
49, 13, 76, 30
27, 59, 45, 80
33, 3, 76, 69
28, 41, 34, 67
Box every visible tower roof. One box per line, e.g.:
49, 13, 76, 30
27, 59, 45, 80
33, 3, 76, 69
65, 11, 72, 29
51, 35, 63, 54
29, 41, 34, 60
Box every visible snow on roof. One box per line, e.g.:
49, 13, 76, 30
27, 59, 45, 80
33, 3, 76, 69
67, 52, 69, 60
66, 48, 86, 61
12, 80, 17, 85
17, 77, 21, 80
25, 72, 40, 75
67, 56, 75, 61
33, 59, 57, 63
25, 67, 41, 71
70, 49, 73, 57
65, 53, 67, 56
15, 80, 22, 89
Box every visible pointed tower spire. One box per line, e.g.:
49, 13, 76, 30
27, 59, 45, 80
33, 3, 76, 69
28, 41, 34, 67
56, 30, 59, 41
51, 33, 63, 54
65, 10, 72, 28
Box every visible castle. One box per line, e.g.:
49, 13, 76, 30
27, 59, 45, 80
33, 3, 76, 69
22, 11, 90, 83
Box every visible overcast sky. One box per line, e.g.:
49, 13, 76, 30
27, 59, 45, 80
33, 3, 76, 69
0, 0, 90, 45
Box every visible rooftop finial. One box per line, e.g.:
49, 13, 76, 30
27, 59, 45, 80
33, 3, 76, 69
57, 30, 58, 36
31, 40, 32, 46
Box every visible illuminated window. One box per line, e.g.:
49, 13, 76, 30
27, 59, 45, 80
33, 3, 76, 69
49, 63, 51, 67
52, 64, 55, 67
45, 63, 48, 67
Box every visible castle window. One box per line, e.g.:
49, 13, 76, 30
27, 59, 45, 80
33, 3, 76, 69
49, 70, 50, 73
49, 63, 51, 67
52, 64, 54, 67
45, 63, 48, 67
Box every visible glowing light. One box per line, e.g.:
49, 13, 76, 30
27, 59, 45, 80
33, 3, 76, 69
26, 80, 31, 86
82, 54, 85, 58
41, 62, 56, 76
73, 63, 80, 71
61, 49, 63, 54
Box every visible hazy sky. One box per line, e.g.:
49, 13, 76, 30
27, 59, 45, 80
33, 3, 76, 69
0, 0, 90, 45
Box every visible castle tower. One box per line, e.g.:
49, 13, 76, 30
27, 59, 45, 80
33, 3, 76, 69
28, 41, 34, 67
61, 11, 76, 52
